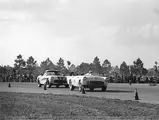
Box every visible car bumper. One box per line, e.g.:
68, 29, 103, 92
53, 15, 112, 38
50, 80, 68, 85
83, 84, 107, 88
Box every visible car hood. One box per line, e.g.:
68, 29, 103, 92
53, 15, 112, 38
66, 75, 105, 80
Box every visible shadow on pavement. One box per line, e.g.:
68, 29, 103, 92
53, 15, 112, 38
106, 89, 134, 93
84, 89, 134, 93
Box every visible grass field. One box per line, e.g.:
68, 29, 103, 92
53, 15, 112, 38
0, 92, 159, 120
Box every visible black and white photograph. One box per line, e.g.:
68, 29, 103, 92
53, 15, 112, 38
1, 0, 159, 119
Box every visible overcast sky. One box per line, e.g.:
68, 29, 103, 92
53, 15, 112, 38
0, 0, 159, 68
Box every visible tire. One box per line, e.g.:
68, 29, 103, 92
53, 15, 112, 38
90, 87, 94, 91
56, 85, 59, 88
65, 84, 69, 88
46, 83, 51, 88
69, 84, 75, 91
102, 86, 107, 92
38, 80, 42, 87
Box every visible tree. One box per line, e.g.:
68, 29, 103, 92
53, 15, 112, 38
113, 65, 120, 75
57, 57, 65, 70
155, 61, 158, 66
120, 62, 129, 83
152, 61, 159, 77
92, 56, 101, 74
75, 65, 82, 75
14, 54, 26, 76
120, 61, 129, 76
14, 54, 26, 82
147, 69, 156, 77
102, 59, 111, 75
154, 61, 158, 71
25, 56, 37, 79
0, 66, 7, 74
40, 58, 56, 71
142, 68, 148, 76
0, 65, 13, 82
14, 54, 26, 69
79, 62, 90, 74
133, 58, 144, 75
57, 57, 69, 74
67, 61, 71, 69
69, 64, 76, 73
26, 56, 37, 70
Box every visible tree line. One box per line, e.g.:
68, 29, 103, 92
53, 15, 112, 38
0, 54, 159, 83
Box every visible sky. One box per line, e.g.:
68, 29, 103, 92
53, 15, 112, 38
0, 0, 159, 68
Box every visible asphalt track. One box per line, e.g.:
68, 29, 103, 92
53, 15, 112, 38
1, 82, 159, 104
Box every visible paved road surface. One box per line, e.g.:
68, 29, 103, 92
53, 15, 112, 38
1, 82, 159, 104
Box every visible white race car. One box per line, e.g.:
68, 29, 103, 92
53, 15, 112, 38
37, 70, 69, 88
66, 72, 108, 91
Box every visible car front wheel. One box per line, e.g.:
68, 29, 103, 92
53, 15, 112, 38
46, 83, 51, 88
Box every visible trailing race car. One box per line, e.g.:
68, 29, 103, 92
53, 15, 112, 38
37, 70, 69, 88
66, 71, 108, 91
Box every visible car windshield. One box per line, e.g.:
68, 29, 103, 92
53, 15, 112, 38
46, 71, 62, 75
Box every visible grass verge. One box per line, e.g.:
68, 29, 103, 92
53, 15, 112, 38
0, 92, 159, 120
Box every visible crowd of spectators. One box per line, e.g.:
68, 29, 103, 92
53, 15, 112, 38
108, 74, 159, 84
0, 73, 37, 82
1, 70, 159, 84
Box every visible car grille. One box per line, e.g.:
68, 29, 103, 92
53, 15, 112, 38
58, 77, 63, 80
54, 77, 67, 84
89, 81, 104, 85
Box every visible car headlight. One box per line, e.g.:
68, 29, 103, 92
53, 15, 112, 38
51, 77, 54, 81
83, 77, 87, 81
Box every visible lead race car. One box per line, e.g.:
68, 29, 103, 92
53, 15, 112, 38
66, 71, 108, 91
37, 70, 69, 88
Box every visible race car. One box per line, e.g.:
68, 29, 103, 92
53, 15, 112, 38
37, 70, 69, 88
66, 71, 108, 91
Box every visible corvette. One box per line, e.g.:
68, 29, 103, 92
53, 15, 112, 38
66, 72, 108, 91
37, 70, 69, 88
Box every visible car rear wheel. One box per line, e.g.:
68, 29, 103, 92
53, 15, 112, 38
65, 84, 69, 88
102, 86, 107, 92
38, 80, 42, 87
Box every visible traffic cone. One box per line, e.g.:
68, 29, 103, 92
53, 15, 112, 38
8, 82, 11, 88
44, 83, 47, 90
134, 89, 139, 100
